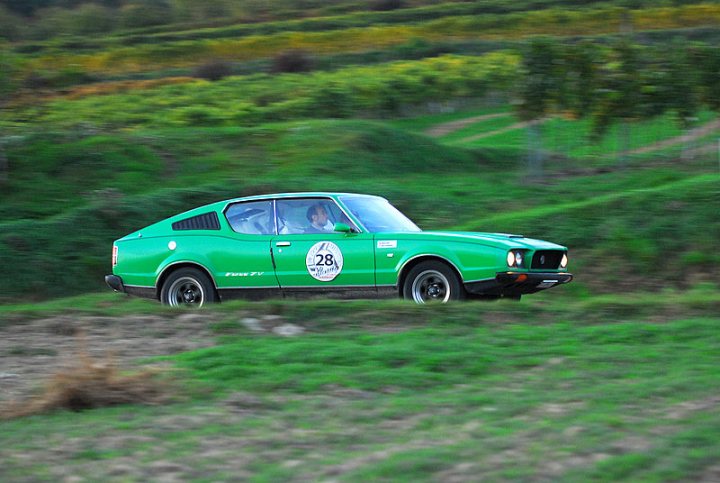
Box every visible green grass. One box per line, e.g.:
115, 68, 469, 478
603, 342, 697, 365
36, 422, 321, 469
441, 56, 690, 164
443, 110, 718, 160
0, 292, 165, 321
2, 295, 720, 481
387, 105, 511, 132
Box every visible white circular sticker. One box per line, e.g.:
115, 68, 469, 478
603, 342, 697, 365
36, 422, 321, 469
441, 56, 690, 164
306, 242, 344, 282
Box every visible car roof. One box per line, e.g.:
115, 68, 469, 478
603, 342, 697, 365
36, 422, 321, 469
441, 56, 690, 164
222, 192, 384, 204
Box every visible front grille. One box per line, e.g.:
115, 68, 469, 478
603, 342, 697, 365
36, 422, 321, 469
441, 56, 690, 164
531, 250, 563, 269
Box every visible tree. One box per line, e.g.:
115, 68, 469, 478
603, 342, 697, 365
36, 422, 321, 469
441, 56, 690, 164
0, 45, 18, 185
515, 37, 563, 179
120, 0, 175, 29
555, 40, 602, 155
664, 41, 701, 159
0, 5, 23, 40
695, 45, 720, 114
592, 40, 643, 166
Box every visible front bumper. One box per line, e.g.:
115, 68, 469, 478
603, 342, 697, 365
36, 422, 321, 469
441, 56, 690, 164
465, 272, 573, 297
105, 274, 125, 293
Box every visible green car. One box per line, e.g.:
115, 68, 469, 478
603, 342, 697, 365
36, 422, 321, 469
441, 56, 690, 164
106, 192, 572, 306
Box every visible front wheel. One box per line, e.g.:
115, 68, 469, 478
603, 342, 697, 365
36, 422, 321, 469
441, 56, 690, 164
402, 261, 466, 304
160, 268, 217, 307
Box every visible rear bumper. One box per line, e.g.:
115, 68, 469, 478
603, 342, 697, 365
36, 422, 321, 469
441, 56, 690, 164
465, 272, 573, 297
105, 274, 125, 293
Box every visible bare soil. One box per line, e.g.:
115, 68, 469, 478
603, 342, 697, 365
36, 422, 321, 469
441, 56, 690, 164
0, 313, 220, 404
423, 112, 509, 137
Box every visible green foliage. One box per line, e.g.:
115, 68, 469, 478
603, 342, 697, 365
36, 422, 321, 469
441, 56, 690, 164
695, 43, 720, 111
4, 52, 520, 130
0, 0, 682, 44
119, 1, 175, 29
516, 37, 562, 122
0, 44, 20, 97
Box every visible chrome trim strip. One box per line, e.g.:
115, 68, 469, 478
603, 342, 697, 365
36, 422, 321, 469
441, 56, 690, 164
279, 285, 376, 289
124, 284, 155, 288
156, 260, 219, 289
272, 199, 279, 236
220, 285, 280, 290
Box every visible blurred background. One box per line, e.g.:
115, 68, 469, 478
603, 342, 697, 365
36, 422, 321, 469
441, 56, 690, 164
1, 2, 720, 481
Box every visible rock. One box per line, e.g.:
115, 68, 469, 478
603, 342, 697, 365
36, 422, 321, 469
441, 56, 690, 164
272, 324, 304, 337
225, 392, 265, 410
175, 313, 207, 324
261, 314, 284, 322
240, 317, 263, 332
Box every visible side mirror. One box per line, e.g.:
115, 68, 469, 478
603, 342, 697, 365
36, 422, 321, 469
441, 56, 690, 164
333, 222, 353, 233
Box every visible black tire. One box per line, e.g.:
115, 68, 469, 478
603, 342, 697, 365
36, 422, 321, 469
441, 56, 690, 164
402, 260, 466, 304
160, 268, 217, 308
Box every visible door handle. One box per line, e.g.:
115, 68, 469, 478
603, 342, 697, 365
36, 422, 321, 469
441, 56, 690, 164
276, 241, 291, 247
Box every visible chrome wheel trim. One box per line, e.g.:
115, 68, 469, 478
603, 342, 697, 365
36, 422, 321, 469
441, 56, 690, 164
167, 276, 205, 307
411, 270, 451, 304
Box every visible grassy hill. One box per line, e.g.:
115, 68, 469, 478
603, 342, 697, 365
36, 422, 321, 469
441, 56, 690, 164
1, 118, 717, 301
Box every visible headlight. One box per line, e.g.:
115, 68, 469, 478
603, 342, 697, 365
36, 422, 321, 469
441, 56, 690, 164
507, 250, 525, 268
560, 253, 568, 268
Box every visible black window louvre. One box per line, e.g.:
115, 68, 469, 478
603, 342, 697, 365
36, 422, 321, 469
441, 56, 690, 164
172, 212, 221, 231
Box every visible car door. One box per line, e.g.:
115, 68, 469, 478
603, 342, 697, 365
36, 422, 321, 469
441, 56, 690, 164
213, 200, 280, 293
272, 198, 375, 292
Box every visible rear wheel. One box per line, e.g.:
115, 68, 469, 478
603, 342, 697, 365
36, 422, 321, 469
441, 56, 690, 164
160, 268, 217, 307
402, 261, 466, 304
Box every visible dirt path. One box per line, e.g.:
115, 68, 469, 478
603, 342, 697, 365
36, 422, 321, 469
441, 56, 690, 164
629, 118, 720, 155
459, 118, 547, 143
0, 313, 222, 404
423, 112, 509, 138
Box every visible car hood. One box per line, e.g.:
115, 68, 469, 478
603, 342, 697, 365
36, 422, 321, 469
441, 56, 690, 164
382, 231, 567, 251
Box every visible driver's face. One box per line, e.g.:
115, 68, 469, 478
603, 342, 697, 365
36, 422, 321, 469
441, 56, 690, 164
313, 207, 328, 225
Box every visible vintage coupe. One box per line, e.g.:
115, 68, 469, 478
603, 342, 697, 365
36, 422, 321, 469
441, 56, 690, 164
106, 192, 572, 306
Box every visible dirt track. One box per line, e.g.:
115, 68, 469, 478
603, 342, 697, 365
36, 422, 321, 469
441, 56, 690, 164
0, 313, 220, 404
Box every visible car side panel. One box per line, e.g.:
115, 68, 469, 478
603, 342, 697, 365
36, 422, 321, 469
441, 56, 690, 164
272, 233, 375, 288
114, 234, 278, 290
374, 237, 505, 286
114, 236, 177, 287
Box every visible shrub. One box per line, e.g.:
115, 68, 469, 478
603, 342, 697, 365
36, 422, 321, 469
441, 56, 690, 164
120, 1, 175, 29
193, 59, 233, 81
371, 0, 405, 11
271, 49, 313, 73
0, 341, 171, 419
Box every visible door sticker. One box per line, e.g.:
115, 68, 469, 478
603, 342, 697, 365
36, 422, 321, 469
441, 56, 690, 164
306, 242, 344, 281
377, 240, 397, 249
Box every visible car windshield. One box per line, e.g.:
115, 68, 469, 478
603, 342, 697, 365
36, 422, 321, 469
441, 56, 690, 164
340, 196, 421, 233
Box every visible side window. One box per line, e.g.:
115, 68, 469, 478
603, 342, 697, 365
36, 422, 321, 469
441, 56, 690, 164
276, 198, 356, 235
225, 201, 274, 235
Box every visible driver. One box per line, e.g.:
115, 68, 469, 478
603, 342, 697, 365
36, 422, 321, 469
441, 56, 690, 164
305, 204, 334, 233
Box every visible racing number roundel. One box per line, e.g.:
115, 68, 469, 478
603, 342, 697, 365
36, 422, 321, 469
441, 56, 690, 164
306, 242, 344, 282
